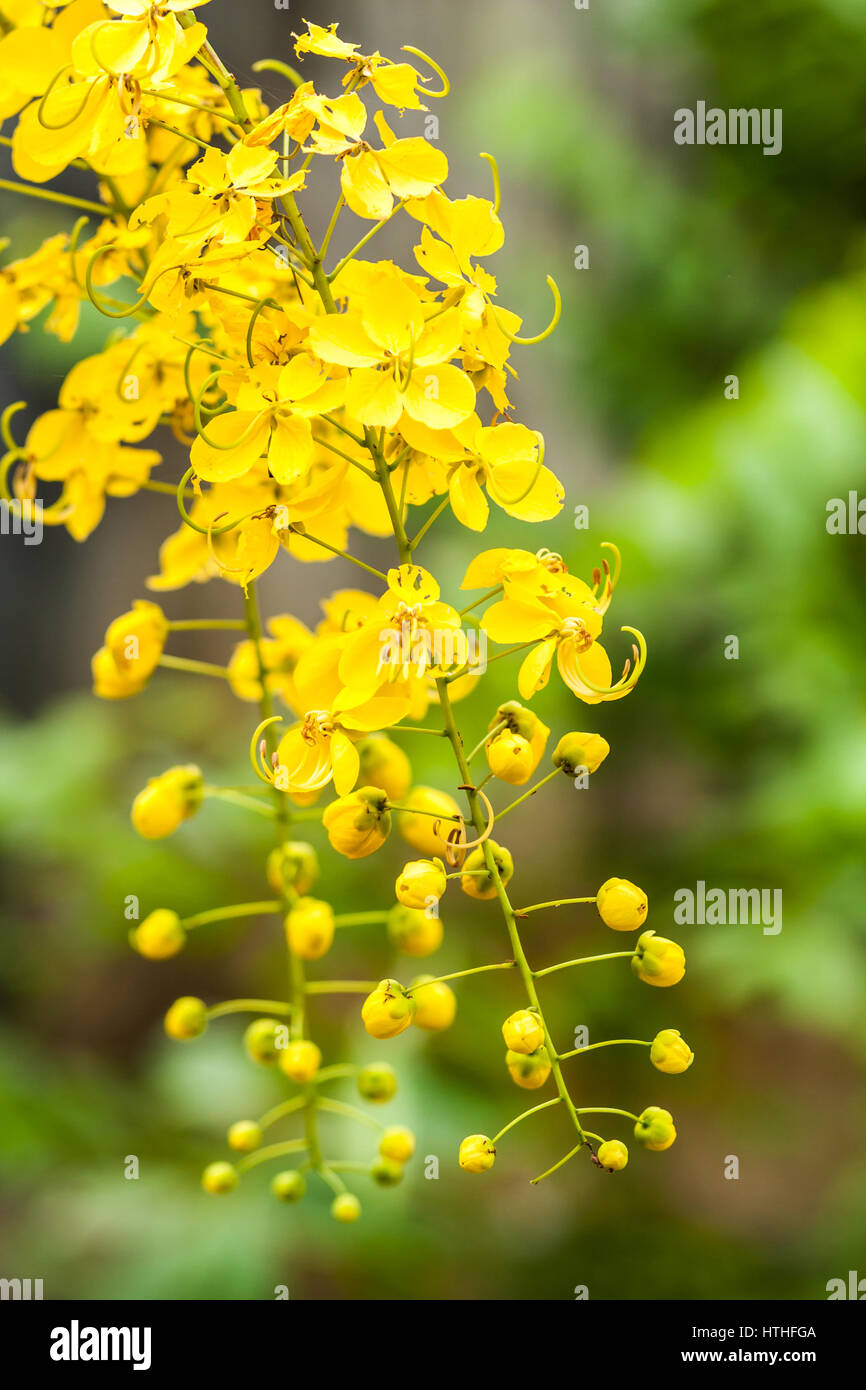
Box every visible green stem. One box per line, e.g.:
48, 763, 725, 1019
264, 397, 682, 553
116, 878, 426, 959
559, 1040, 649, 1061
304, 980, 378, 995
158, 654, 230, 679
515, 897, 597, 918
167, 618, 246, 631
0, 178, 108, 216
182, 901, 280, 929
236, 1139, 308, 1173
206, 999, 293, 1019
493, 1097, 561, 1144
534, 952, 635, 979
496, 767, 563, 822
406, 961, 515, 993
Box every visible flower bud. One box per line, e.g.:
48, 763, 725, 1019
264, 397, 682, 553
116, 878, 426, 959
552, 732, 610, 777
362, 979, 415, 1039
650, 1028, 694, 1074
461, 840, 513, 900
379, 1126, 415, 1163
131, 908, 185, 960
397, 786, 462, 859
490, 700, 549, 758
331, 1192, 361, 1222
409, 976, 457, 1032
271, 1169, 306, 1202
506, 1046, 551, 1090
164, 995, 207, 1040
131, 765, 203, 840
201, 1161, 238, 1195
634, 1106, 677, 1151
358, 734, 411, 802
266, 841, 319, 896
285, 897, 335, 961
323, 786, 391, 859
356, 1062, 397, 1103
459, 1134, 496, 1173
105, 601, 167, 680
598, 1139, 628, 1171
371, 1156, 404, 1187
632, 931, 685, 987
92, 646, 148, 700
386, 903, 443, 957
227, 1120, 263, 1152
501, 1008, 545, 1055
243, 1017, 284, 1065
486, 730, 534, 785
596, 877, 648, 931
395, 857, 447, 911
278, 1039, 322, 1083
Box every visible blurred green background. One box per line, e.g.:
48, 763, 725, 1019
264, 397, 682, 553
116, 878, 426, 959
2, 0, 865, 1300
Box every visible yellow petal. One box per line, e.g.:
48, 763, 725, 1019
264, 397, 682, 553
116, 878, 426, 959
189, 412, 270, 483
518, 638, 556, 699
403, 364, 475, 430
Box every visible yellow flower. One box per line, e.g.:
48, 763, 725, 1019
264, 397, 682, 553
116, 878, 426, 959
227, 1120, 263, 1153
552, 732, 610, 777
356, 1062, 397, 1102
278, 1039, 322, 1083
596, 877, 648, 931
484, 701, 550, 785
409, 975, 457, 1032
634, 1106, 677, 1152
92, 645, 148, 700
506, 1046, 551, 1090
331, 1192, 361, 1222
130, 909, 185, 960
276, 712, 361, 800
397, 785, 462, 859
461, 840, 513, 900
439, 417, 564, 532
266, 841, 319, 896
501, 1008, 544, 1055
379, 1126, 415, 1163
394, 857, 447, 911
294, 21, 432, 111
243, 1017, 283, 1065
272, 1170, 306, 1202
226, 615, 313, 706
164, 995, 207, 1039
387, 903, 443, 957
103, 599, 167, 684
632, 931, 686, 988
285, 898, 335, 961
598, 1140, 628, 1171
361, 978, 415, 1039
357, 734, 411, 801
201, 1161, 238, 1195
131, 764, 203, 839
459, 1134, 496, 1173
323, 786, 391, 858
650, 1029, 694, 1074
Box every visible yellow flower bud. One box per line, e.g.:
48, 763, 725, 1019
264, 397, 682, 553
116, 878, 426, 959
358, 734, 411, 802
506, 1046, 551, 1090
271, 1169, 306, 1202
596, 877, 648, 931
243, 1017, 284, 1065
459, 1134, 496, 1173
105, 601, 167, 680
331, 1192, 361, 1222
356, 1062, 397, 1102
361, 979, 415, 1039
395, 857, 447, 911
598, 1139, 629, 1171
397, 786, 461, 859
92, 646, 148, 700
409, 975, 457, 1032
486, 730, 535, 785
278, 1039, 322, 1083
131, 765, 203, 840
131, 909, 185, 960
650, 1029, 694, 1073
323, 786, 391, 859
379, 1126, 415, 1163
490, 701, 549, 761
632, 931, 686, 988
501, 1008, 545, 1054
227, 1120, 263, 1152
461, 840, 513, 900
634, 1105, 677, 1151
266, 841, 319, 896
164, 995, 207, 1040
201, 1161, 238, 1195
371, 1156, 404, 1187
285, 897, 335, 961
552, 732, 610, 777
386, 903, 443, 957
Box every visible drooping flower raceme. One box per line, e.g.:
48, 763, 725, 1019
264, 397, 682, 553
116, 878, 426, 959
1, 8, 690, 1217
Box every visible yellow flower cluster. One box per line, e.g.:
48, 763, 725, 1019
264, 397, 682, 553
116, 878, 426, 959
3, 7, 689, 1214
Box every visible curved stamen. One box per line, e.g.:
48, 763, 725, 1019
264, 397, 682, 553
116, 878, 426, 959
491, 274, 561, 346
249, 714, 284, 785
479, 151, 501, 213
401, 45, 450, 98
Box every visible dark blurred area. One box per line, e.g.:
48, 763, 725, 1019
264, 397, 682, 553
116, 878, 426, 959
1, 0, 865, 1300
